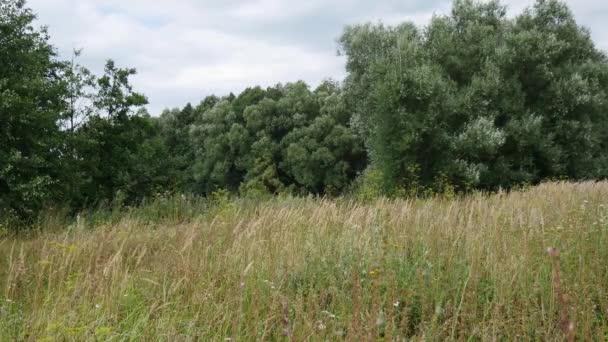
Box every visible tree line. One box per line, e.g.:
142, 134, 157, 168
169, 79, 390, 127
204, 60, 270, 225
2, 0, 608, 225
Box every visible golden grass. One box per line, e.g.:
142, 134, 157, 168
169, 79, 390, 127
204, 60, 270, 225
1, 181, 608, 340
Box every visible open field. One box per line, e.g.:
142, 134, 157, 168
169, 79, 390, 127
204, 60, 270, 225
1, 182, 608, 340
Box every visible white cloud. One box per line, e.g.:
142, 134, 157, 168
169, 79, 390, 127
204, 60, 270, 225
231, 0, 323, 20
369, 2, 453, 27
25, 0, 608, 114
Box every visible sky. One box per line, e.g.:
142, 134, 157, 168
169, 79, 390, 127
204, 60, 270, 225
27, 0, 608, 115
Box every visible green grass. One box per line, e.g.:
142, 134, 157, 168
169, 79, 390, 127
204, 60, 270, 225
1, 182, 608, 340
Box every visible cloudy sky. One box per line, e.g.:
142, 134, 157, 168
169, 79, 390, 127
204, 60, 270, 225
27, 0, 608, 114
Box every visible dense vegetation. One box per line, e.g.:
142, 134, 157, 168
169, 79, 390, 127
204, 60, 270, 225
2, 0, 608, 227
1, 182, 607, 339
341, 0, 608, 194
161, 81, 366, 197
2, 1, 608, 340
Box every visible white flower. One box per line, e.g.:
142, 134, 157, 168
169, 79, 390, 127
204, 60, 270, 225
322, 310, 336, 319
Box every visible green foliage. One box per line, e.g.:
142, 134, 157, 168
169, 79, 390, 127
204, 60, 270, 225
190, 99, 250, 194
188, 81, 367, 197
1, 1, 170, 225
158, 103, 197, 191
350, 168, 384, 201
0, 0, 69, 221
340, 0, 608, 193
283, 117, 361, 194
3, 0, 608, 229
73, 113, 171, 206
64, 59, 170, 208
93, 60, 147, 120
240, 156, 284, 198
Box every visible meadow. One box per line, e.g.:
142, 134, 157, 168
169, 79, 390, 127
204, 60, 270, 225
1, 181, 607, 340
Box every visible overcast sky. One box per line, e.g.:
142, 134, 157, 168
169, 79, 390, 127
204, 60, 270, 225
27, 0, 608, 114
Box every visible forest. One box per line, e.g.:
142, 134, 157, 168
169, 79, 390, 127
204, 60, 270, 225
2, 0, 608, 227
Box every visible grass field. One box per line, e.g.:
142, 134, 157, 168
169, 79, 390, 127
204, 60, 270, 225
1, 182, 607, 340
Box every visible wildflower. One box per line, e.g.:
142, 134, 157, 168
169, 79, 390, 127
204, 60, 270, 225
321, 310, 336, 319
368, 268, 381, 277
95, 304, 101, 309
393, 300, 400, 308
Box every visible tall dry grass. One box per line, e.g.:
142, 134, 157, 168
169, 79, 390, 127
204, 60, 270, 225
1, 181, 607, 340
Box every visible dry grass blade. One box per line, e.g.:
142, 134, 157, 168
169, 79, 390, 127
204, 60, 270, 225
547, 247, 575, 342
0, 181, 606, 340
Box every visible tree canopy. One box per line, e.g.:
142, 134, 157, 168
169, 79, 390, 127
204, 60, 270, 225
1, 0, 68, 218
340, 0, 608, 194
165, 80, 366, 196
1, 0, 608, 227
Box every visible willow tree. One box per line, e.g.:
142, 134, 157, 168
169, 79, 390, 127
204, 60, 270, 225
340, 0, 608, 193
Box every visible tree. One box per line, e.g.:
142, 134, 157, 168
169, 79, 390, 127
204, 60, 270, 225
61, 49, 95, 132
94, 60, 147, 120
282, 88, 366, 194
190, 100, 251, 194
73, 60, 169, 205
188, 82, 367, 196
340, 0, 608, 193
340, 22, 457, 193
506, 0, 608, 180
0, 0, 69, 220
159, 104, 197, 191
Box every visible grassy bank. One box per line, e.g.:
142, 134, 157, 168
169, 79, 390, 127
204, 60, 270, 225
1, 182, 607, 340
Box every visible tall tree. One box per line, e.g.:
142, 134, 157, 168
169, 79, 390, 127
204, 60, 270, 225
94, 60, 147, 120
73, 60, 169, 205
340, 0, 608, 193
0, 0, 69, 220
